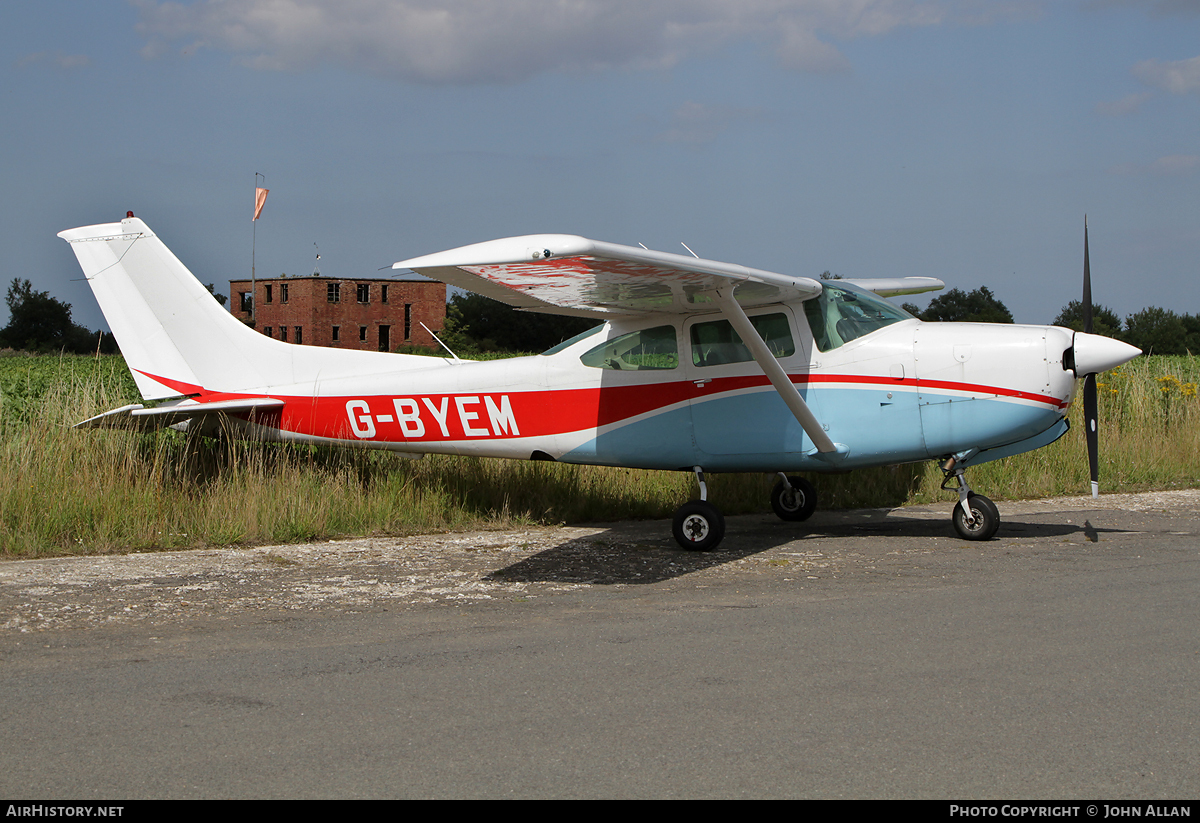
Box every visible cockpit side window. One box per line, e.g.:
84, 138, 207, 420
690, 313, 795, 367
804, 283, 912, 352
580, 325, 678, 370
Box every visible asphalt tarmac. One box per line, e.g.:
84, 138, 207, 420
2, 491, 1198, 799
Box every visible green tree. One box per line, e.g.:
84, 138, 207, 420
914, 286, 1013, 323
441, 292, 599, 354
1051, 301, 1123, 338
1181, 314, 1200, 355
0, 279, 114, 354
1123, 307, 1186, 356
1, 279, 74, 350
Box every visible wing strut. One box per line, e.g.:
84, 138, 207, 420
710, 287, 842, 456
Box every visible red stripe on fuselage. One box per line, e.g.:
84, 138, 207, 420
135, 369, 1065, 444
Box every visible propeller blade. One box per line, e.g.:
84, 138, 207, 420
1082, 216, 1093, 335
1082, 217, 1098, 497
1083, 372, 1099, 498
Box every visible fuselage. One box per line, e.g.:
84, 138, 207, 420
199, 301, 1079, 474
58, 215, 1127, 502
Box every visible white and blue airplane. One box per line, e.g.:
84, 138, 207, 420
61, 214, 1139, 550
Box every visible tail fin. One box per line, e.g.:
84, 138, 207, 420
59, 215, 445, 400
59, 216, 278, 398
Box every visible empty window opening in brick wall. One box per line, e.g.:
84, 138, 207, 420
327, 282, 340, 303
332, 325, 340, 343
357, 283, 370, 303
404, 304, 412, 340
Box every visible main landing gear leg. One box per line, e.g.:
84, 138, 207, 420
941, 457, 1000, 541
672, 466, 725, 552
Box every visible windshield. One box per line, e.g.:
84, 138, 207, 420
804, 282, 913, 352
540, 323, 604, 356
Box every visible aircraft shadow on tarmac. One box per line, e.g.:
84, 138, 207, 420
487, 515, 1123, 586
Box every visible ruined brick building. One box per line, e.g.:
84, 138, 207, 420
228, 274, 446, 352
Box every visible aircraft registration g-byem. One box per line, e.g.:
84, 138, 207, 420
60, 213, 1140, 551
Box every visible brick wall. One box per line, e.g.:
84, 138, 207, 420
229, 275, 446, 351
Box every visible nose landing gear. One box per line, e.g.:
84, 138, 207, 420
942, 458, 1000, 541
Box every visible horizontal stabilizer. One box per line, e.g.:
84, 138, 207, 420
75, 398, 285, 431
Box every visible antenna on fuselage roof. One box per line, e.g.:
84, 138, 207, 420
680, 242, 699, 259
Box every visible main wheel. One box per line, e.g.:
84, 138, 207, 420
672, 500, 725, 552
952, 492, 1000, 541
771, 476, 818, 522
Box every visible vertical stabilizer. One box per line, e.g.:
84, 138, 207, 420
60, 216, 450, 401
59, 217, 282, 398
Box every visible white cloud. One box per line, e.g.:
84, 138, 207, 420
1132, 55, 1200, 94
16, 51, 91, 70
1087, 0, 1200, 16
654, 101, 763, 145
1149, 154, 1200, 174
131, 0, 1019, 85
1095, 91, 1152, 116
1110, 154, 1199, 176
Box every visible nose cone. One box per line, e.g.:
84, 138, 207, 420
1073, 332, 1141, 375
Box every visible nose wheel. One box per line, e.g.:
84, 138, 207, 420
942, 459, 1000, 541
951, 492, 1000, 540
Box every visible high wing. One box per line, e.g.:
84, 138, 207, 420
394, 234, 942, 315
394, 235, 824, 316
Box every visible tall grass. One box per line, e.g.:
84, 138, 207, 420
1, 354, 1197, 558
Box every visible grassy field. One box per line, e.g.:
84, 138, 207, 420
1, 352, 1197, 558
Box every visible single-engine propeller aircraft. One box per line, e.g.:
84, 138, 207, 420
61, 213, 1140, 551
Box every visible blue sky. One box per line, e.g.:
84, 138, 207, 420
4, 1, 1197, 331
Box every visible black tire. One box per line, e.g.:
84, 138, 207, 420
672, 500, 725, 552
771, 476, 818, 522
952, 493, 1000, 541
